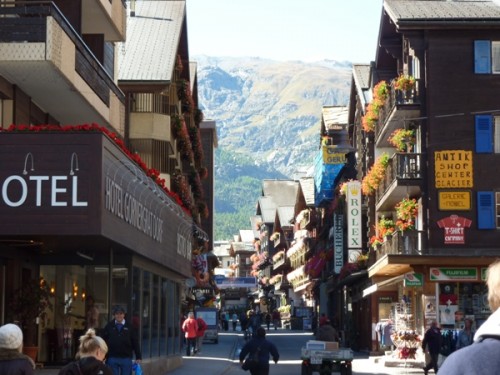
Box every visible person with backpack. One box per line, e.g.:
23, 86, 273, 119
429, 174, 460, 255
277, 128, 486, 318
239, 327, 279, 375
58, 329, 112, 375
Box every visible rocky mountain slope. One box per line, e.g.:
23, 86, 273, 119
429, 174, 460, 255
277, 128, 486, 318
194, 56, 353, 239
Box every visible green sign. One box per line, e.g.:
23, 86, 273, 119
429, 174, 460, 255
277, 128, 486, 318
430, 267, 478, 281
404, 273, 423, 287
481, 267, 488, 281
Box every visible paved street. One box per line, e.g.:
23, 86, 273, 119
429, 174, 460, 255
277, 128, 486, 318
35, 329, 432, 375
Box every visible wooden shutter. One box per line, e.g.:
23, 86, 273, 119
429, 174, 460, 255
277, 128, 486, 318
477, 191, 495, 229
475, 40, 491, 74
475, 115, 493, 153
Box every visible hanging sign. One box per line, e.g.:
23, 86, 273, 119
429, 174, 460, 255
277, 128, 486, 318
404, 273, 423, 287
346, 181, 362, 248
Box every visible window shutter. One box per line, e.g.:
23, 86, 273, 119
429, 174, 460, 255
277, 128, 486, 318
477, 191, 495, 229
475, 115, 493, 153
475, 40, 491, 74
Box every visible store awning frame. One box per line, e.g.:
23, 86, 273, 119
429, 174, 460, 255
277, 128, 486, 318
362, 274, 406, 298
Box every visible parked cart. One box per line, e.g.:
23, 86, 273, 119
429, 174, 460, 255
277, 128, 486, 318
300, 347, 354, 375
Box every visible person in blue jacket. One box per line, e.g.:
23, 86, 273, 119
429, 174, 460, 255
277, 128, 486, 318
239, 327, 279, 375
439, 259, 500, 375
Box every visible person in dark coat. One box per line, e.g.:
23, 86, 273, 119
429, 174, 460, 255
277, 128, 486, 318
422, 320, 442, 375
439, 259, 500, 375
239, 327, 279, 375
58, 329, 112, 375
0, 323, 34, 375
101, 306, 142, 375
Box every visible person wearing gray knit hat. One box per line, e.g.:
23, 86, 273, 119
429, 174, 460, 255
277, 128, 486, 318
0, 323, 23, 350
0, 323, 35, 374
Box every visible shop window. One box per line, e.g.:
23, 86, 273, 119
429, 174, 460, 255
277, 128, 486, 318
160, 277, 167, 355
151, 274, 160, 356
142, 271, 151, 358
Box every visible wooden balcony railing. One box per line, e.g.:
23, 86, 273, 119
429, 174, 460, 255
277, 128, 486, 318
376, 230, 423, 261
376, 153, 423, 198
375, 79, 421, 141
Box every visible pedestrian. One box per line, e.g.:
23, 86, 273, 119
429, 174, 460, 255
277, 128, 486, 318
248, 311, 261, 338
181, 311, 198, 356
438, 260, 500, 374
240, 311, 249, 335
239, 327, 279, 375
58, 328, 112, 375
85, 295, 100, 330
101, 305, 142, 375
422, 320, 442, 375
232, 311, 238, 331
195, 315, 207, 354
315, 318, 339, 342
0, 323, 35, 375
272, 310, 280, 330
265, 312, 271, 331
456, 318, 474, 349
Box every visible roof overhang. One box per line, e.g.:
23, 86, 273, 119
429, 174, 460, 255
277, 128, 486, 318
368, 254, 499, 278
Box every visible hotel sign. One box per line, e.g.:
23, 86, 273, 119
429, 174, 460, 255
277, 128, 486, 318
322, 146, 347, 164
346, 181, 362, 248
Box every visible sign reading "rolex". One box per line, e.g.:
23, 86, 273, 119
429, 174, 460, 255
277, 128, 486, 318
346, 181, 362, 248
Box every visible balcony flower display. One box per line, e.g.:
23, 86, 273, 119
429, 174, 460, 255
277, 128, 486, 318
361, 153, 389, 195
395, 198, 418, 231
394, 74, 416, 92
269, 274, 283, 285
388, 128, 416, 152
370, 234, 384, 249
361, 80, 388, 132
270, 232, 280, 242
377, 216, 396, 238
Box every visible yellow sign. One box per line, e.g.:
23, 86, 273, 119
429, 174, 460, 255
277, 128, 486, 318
434, 150, 473, 188
438, 191, 471, 211
322, 146, 346, 164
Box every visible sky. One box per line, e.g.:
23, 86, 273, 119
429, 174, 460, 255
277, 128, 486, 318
186, 0, 383, 63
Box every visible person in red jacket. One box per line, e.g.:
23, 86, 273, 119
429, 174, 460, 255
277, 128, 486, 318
196, 316, 208, 353
181, 312, 198, 356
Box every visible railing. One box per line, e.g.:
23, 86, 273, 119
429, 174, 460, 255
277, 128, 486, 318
376, 153, 423, 198
377, 230, 423, 261
131, 93, 171, 115
375, 79, 421, 140
0, 2, 124, 104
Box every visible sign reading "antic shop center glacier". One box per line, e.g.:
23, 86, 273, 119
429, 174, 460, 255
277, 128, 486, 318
434, 150, 473, 188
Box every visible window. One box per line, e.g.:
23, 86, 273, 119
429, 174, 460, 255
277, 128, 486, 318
475, 115, 493, 153
497, 192, 500, 228
474, 40, 500, 74
477, 191, 495, 229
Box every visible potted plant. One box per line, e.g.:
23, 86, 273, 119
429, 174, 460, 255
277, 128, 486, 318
361, 80, 388, 132
8, 277, 52, 359
377, 216, 396, 239
361, 153, 390, 195
393, 74, 416, 92
388, 129, 416, 152
395, 198, 418, 232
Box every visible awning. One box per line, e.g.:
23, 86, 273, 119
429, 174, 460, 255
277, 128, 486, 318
362, 274, 406, 298
333, 269, 368, 291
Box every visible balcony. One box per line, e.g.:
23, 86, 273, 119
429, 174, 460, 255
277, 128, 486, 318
375, 80, 421, 148
272, 250, 287, 271
0, 3, 124, 128
376, 230, 423, 261
82, 0, 127, 42
376, 153, 423, 211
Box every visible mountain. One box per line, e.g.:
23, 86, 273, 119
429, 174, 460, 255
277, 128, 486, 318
194, 56, 353, 240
